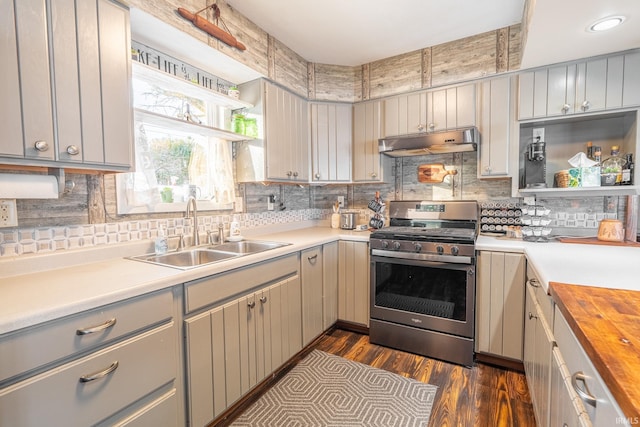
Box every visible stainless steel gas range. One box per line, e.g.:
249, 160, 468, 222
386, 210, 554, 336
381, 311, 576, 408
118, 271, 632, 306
369, 200, 478, 367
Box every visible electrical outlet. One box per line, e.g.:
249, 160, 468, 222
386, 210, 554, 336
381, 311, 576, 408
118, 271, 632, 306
337, 196, 344, 208
523, 196, 536, 206
0, 199, 18, 227
532, 128, 545, 142
267, 194, 275, 211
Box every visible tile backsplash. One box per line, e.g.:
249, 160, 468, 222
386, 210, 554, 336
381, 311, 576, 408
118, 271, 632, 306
0, 209, 325, 257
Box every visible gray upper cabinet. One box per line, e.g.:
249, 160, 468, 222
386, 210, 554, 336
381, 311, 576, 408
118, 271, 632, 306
0, 0, 133, 171
310, 102, 352, 182
236, 79, 309, 183
383, 91, 428, 137
478, 76, 513, 178
352, 100, 390, 182
426, 83, 476, 132
518, 51, 640, 120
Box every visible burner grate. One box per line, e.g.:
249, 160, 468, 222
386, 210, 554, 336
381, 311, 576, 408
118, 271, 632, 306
376, 292, 455, 318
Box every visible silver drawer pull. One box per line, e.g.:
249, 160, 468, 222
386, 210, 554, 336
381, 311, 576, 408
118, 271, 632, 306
248, 301, 256, 309
79, 361, 119, 383
571, 372, 597, 407
307, 254, 318, 262
76, 318, 117, 335
528, 278, 539, 288
260, 296, 268, 304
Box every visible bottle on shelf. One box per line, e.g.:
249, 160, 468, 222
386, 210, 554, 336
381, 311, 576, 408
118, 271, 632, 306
601, 146, 624, 186
622, 153, 634, 186
586, 141, 594, 160
593, 146, 602, 164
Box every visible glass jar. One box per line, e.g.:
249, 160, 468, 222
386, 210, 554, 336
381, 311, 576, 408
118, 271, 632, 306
601, 146, 624, 185
232, 113, 245, 135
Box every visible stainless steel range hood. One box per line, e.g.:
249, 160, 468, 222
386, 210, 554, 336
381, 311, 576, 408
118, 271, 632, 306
378, 127, 479, 157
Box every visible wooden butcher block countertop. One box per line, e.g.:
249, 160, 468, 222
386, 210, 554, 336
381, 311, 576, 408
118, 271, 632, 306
550, 282, 640, 420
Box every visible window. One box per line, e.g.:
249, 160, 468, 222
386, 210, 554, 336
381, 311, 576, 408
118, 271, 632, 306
116, 59, 240, 214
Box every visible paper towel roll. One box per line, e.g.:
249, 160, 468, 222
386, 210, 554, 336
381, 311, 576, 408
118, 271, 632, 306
0, 173, 59, 199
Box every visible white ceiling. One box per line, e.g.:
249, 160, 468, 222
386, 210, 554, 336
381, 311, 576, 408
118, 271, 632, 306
226, 0, 640, 69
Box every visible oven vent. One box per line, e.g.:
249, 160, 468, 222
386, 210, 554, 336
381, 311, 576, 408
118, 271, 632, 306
376, 292, 455, 318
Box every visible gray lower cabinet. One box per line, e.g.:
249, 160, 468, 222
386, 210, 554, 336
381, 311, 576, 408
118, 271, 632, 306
183, 254, 301, 426
322, 241, 339, 330
0, 289, 180, 427
476, 251, 525, 361
553, 306, 625, 427
0, 0, 133, 171
338, 241, 370, 326
523, 266, 555, 427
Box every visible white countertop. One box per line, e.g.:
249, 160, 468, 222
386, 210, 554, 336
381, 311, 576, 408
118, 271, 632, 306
0, 223, 369, 335
2, 224, 638, 336
477, 235, 640, 293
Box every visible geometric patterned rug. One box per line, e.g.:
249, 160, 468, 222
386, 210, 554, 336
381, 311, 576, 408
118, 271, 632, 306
231, 350, 438, 426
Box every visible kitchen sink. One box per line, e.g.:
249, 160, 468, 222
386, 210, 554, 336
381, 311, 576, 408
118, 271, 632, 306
207, 240, 290, 254
130, 248, 240, 269
128, 240, 290, 269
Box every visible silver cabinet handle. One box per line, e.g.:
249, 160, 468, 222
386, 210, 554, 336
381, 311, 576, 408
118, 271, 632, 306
248, 301, 256, 309
286, 171, 292, 177
314, 173, 320, 179
528, 278, 539, 288
34, 140, 49, 152
528, 312, 538, 320
293, 171, 298, 177
66, 145, 80, 155
581, 100, 591, 111
561, 103, 571, 113
572, 372, 597, 407
76, 318, 117, 335
79, 361, 119, 383
428, 123, 435, 130
307, 254, 318, 262
371, 172, 377, 178
260, 296, 267, 303
417, 124, 425, 131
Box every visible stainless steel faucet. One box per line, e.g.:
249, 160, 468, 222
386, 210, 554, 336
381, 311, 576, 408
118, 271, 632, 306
185, 196, 200, 246
218, 222, 225, 244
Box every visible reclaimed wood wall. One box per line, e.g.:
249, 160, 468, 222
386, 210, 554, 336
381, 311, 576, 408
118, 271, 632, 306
7, 0, 524, 227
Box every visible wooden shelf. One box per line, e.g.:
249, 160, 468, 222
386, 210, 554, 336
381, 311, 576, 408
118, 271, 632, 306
134, 109, 253, 142
132, 61, 253, 111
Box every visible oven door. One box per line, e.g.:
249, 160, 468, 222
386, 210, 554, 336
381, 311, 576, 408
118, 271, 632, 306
370, 255, 475, 338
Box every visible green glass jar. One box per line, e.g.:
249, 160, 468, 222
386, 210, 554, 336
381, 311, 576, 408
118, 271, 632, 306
232, 113, 245, 135
244, 117, 258, 138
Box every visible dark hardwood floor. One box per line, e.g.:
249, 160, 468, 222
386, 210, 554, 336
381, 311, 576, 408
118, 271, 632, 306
313, 329, 537, 427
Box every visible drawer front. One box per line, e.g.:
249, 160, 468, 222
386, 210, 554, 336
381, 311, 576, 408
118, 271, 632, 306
0, 322, 177, 427
526, 264, 553, 324
554, 306, 624, 427
0, 289, 173, 384
184, 253, 299, 313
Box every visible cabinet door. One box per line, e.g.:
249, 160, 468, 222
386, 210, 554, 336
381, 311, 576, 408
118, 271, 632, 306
302, 247, 324, 345
310, 103, 351, 182
454, 84, 476, 128
0, 0, 24, 157
95, 0, 132, 168
322, 241, 339, 329
518, 70, 549, 120
476, 251, 525, 360
383, 92, 427, 136
623, 51, 640, 107
478, 77, 511, 177
291, 92, 309, 181
353, 100, 384, 182
547, 64, 576, 116
427, 90, 447, 132
549, 348, 586, 427
13, 0, 56, 161
338, 241, 370, 326
265, 82, 289, 180
575, 58, 607, 113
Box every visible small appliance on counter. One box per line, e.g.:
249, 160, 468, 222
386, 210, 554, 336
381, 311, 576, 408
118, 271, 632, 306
340, 211, 357, 230
522, 136, 547, 189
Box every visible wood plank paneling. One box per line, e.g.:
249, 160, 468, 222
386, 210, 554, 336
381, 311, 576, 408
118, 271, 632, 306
369, 50, 423, 99
313, 63, 359, 102
432, 30, 498, 86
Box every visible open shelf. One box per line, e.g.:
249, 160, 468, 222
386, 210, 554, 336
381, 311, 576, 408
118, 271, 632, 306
134, 109, 253, 142
518, 185, 640, 197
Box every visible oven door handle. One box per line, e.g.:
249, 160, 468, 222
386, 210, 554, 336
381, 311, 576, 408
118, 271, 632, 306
371, 249, 472, 265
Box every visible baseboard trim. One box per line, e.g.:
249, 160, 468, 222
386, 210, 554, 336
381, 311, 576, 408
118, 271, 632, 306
475, 352, 525, 373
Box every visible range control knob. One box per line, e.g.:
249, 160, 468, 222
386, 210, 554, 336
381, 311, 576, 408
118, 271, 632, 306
392, 241, 401, 250
451, 246, 459, 256
381, 240, 389, 249
436, 245, 444, 255
413, 243, 422, 253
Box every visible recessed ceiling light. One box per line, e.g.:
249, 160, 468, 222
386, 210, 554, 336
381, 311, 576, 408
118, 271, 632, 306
588, 16, 626, 32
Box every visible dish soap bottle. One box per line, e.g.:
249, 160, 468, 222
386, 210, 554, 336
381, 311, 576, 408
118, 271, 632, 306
155, 225, 168, 254
229, 215, 241, 238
